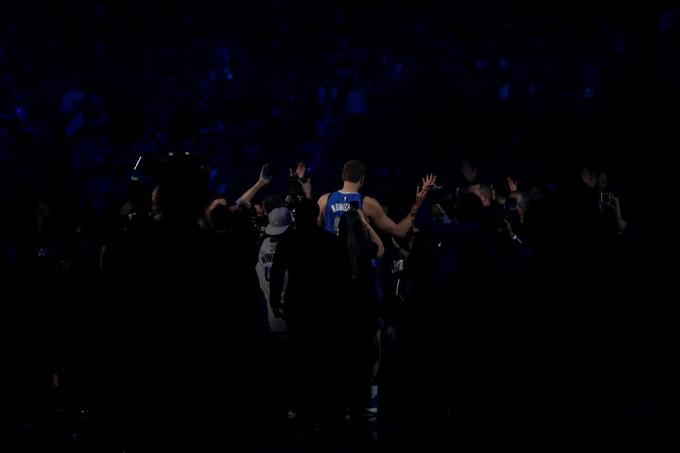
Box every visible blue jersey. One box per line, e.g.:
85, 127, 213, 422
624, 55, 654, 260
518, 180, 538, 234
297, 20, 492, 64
323, 191, 363, 235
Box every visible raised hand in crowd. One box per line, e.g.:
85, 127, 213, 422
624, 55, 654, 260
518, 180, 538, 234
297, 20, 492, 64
582, 167, 596, 189
414, 174, 438, 215
260, 163, 273, 185
582, 167, 607, 191
293, 163, 313, 200
293, 162, 306, 180
461, 160, 477, 184
234, 163, 272, 209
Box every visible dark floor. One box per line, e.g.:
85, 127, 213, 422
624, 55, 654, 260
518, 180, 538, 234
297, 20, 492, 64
2, 294, 678, 452
3, 332, 678, 452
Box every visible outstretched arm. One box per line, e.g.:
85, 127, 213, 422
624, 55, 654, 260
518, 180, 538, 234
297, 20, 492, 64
363, 197, 413, 238
235, 164, 272, 208
363, 174, 437, 238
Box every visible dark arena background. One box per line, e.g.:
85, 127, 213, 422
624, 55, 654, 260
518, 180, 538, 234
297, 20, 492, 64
0, 1, 675, 452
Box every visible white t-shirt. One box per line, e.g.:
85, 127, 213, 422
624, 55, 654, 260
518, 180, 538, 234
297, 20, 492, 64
255, 235, 288, 332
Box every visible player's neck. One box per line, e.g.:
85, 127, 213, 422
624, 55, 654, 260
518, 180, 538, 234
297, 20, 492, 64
341, 182, 361, 193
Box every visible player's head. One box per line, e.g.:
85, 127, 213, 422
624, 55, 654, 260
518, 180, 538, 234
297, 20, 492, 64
342, 160, 366, 187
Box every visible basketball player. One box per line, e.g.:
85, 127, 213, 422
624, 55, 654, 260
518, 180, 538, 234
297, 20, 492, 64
318, 160, 437, 237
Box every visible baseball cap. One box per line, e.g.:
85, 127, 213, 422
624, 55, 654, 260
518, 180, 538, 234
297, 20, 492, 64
265, 207, 292, 235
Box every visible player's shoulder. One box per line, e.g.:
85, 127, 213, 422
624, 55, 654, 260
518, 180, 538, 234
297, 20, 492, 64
362, 195, 380, 209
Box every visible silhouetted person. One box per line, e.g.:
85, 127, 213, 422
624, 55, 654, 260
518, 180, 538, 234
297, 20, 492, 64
336, 208, 384, 420
270, 198, 343, 428
101, 156, 263, 450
